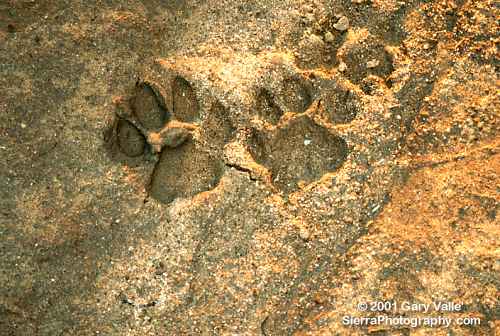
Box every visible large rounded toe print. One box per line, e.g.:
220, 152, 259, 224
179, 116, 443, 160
172, 76, 200, 123
256, 88, 284, 125
116, 119, 146, 157
281, 77, 312, 113
131, 82, 169, 131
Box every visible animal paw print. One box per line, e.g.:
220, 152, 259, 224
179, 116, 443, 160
298, 11, 396, 95
247, 115, 348, 194
247, 75, 349, 194
336, 30, 394, 94
107, 78, 226, 204
255, 76, 313, 125
106, 53, 360, 202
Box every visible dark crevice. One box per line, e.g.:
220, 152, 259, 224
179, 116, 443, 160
119, 294, 158, 309
225, 163, 258, 181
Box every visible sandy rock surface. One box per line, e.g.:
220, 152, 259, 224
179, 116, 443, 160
1, 0, 498, 335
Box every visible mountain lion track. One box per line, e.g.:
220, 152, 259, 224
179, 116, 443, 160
101, 2, 442, 210
105, 25, 414, 204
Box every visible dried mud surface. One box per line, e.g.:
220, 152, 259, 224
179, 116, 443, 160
0, 0, 498, 335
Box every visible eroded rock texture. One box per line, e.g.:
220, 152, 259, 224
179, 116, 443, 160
1, 0, 498, 335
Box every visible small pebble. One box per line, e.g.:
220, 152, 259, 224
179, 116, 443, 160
366, 59, 380, 68
20, 123, 27, 128
299, 226, 311, 240
308, 33, 324, 46
333, 16, 349, 31
338, 62, 347, 72
304, 139, 312, 146
324, 31, 334, 43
